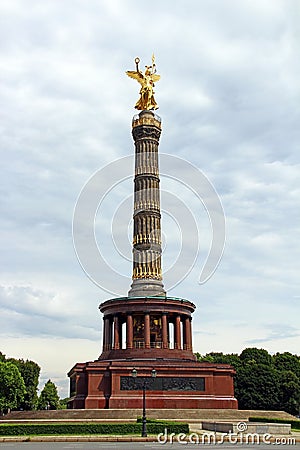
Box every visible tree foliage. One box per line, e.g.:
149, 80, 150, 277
38, 380, 60, 410
196, 348, 300, 415
278, 370, 300, 415
236, 362, 280, 410
197, 352, 242, 369
0, 362, 26, 414
273, 352, 300, 379
240, 347, 272, 366
0, 352, 41, 412
58, 397, 70, 410
7, 359, 40, 410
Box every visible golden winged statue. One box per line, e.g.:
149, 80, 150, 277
126, 54, 160, 110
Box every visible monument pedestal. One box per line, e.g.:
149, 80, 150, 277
68, 359, 237, 410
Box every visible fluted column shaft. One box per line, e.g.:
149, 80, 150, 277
126, 314, 133, 349
144, 313, 150, 348
113, 316, 120, 350
128, 111, 166, 297
162, 313, 168, 349
183, 316, 192, 351
174, 315, 182, 350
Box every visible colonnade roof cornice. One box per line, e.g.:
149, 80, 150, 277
100, 295, 195, 304
99, 296, 196, 315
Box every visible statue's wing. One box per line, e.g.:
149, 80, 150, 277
152, 74, 160, 83
126, 70, 144, 85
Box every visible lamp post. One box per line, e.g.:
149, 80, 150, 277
131, 367, 157, 437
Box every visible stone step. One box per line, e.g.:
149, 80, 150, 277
1, 409, 295, 422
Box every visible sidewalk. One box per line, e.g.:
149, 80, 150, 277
0, 432, 299, 443
1, 435, 156, 442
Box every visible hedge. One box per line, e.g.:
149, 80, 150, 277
0, 422, 189, 436
249, 417, 300, 430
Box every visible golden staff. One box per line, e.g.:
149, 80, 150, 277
135, 57, 140, 73
152, 53, 156, 74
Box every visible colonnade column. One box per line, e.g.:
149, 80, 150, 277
174, 315, 181, 350
188, 317, 193, 351
102, 317, 106, 351
103, 316, 111, 351
144, 313, 150, 348
113, 316, 120, 350
162, 313, 168, 349
103, 311, 194, 353
183, 316, 192, 351
126, 313, 133, 349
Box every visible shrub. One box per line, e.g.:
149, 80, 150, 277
0, 421, 189, 436
249, 417, 300, 430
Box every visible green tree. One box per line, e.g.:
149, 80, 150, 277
273, 352, 300, 379
0, 352, 6, 362
59, 397, 70, 410
197, 348, 300, 413
240, 347, 272, 366
195, 352, 216, 363
277, 370, 300, 416
0, 362, 26, 413
9, 359, 41, 410
194, 352, 203, 361
236, 362, 280, 410
38, 380, 60, 410
196, 352, 242, 371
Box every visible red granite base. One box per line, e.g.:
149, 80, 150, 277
68, 359, 238, 410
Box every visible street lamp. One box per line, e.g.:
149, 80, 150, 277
131, 367, 157, 437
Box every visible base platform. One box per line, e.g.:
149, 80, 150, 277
1, 409, 294, 422
68, 359, 238, 410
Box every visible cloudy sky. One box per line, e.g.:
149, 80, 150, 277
1, 0, 299, 398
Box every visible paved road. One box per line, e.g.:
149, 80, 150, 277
0, 444, 292, 449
